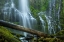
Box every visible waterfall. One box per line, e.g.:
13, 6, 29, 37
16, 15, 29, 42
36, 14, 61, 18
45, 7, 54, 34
1, 0, 62, 42
38, 0, 61, 34
18, 0, 37, 42
38, 12, 46, 33
2, 0, 37, 36
46, 0, 56, 34
19, 0, 37, 36
2, 0, 37, 42
57, 0, 61, 30
45, 0, 61, 34
1, 0, 61, 37
19, 0, 31, 29
39, 16, 45, 32
2, 0, 17, 22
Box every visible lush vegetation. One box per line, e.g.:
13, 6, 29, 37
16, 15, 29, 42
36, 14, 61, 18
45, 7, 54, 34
29, 0, 49, 32
60, 0, 64, 29
0, 26, 21, 42
0, 26, 64, 42
29, 0, 64, 32
0, 0, 64, 42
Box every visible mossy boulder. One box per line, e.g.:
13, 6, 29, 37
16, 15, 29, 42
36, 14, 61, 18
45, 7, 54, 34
38, 37, 61, 42
55, 30, 64, 40
38, 30, 64, 42
0, 26, 21, 42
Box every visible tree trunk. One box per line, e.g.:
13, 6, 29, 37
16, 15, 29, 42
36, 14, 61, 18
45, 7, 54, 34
0, 20, 47, 37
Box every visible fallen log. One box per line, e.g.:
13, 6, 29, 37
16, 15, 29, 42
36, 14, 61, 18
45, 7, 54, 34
0, 20, 47, 37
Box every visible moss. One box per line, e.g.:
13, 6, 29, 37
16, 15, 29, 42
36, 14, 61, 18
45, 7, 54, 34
0, 26, 21, 42
13, 22, 19, 25
60, 0, 64, 29
38, 37, 62, 42
15, 34, 24, 38
55, 30, 64, 40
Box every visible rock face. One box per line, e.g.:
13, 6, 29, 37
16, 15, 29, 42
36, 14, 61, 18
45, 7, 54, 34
0, 26, 21, 42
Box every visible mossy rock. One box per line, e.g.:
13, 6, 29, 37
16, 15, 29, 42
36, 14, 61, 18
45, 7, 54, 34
38, 37, 62, 42
56, 30, 64, 36
0, 26, 21, 42
38, 30, 64, 42
55, 30, 64, 40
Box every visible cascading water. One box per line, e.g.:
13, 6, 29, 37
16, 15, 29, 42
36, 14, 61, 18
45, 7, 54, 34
38, 12, 46, 33
2, 0, 36, 41
2, 0, 37, 42
2, 0, 17, 22
57, 0, 61, 30
45, 0, 61, 34
18, 0, 37, 42
38, 0, 61, 34
1, 0, 62, 41
45, 0, 56, 34
19, 0, 37, 37
2, 0, 36, 30
19, 0, 31, 29
39, 16, 45, 32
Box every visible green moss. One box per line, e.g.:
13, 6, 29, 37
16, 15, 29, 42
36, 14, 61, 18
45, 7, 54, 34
30, 6, 39, 18
38, 37, 62, 42
55, 30, 64, 40
13, 22, 19, 25
0, 26, 21, 42
56, 30, 64, 36
60, 0, 64, 29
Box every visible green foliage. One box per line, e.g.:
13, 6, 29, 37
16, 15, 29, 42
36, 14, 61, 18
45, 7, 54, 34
30, 0, 49, 18
60, 0, 64, 29
38, 37, 62, 42
30, 0, 49, 32
55, 30, 64, 37
56, 0, 60, 10
40, 0, 49, 11
54, 30, 64, 40
38, 30, 64, 42
0, 26, 21, 42
12, 33, 24, 38
30, 6, 39, 18
13, 22, 19, 25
